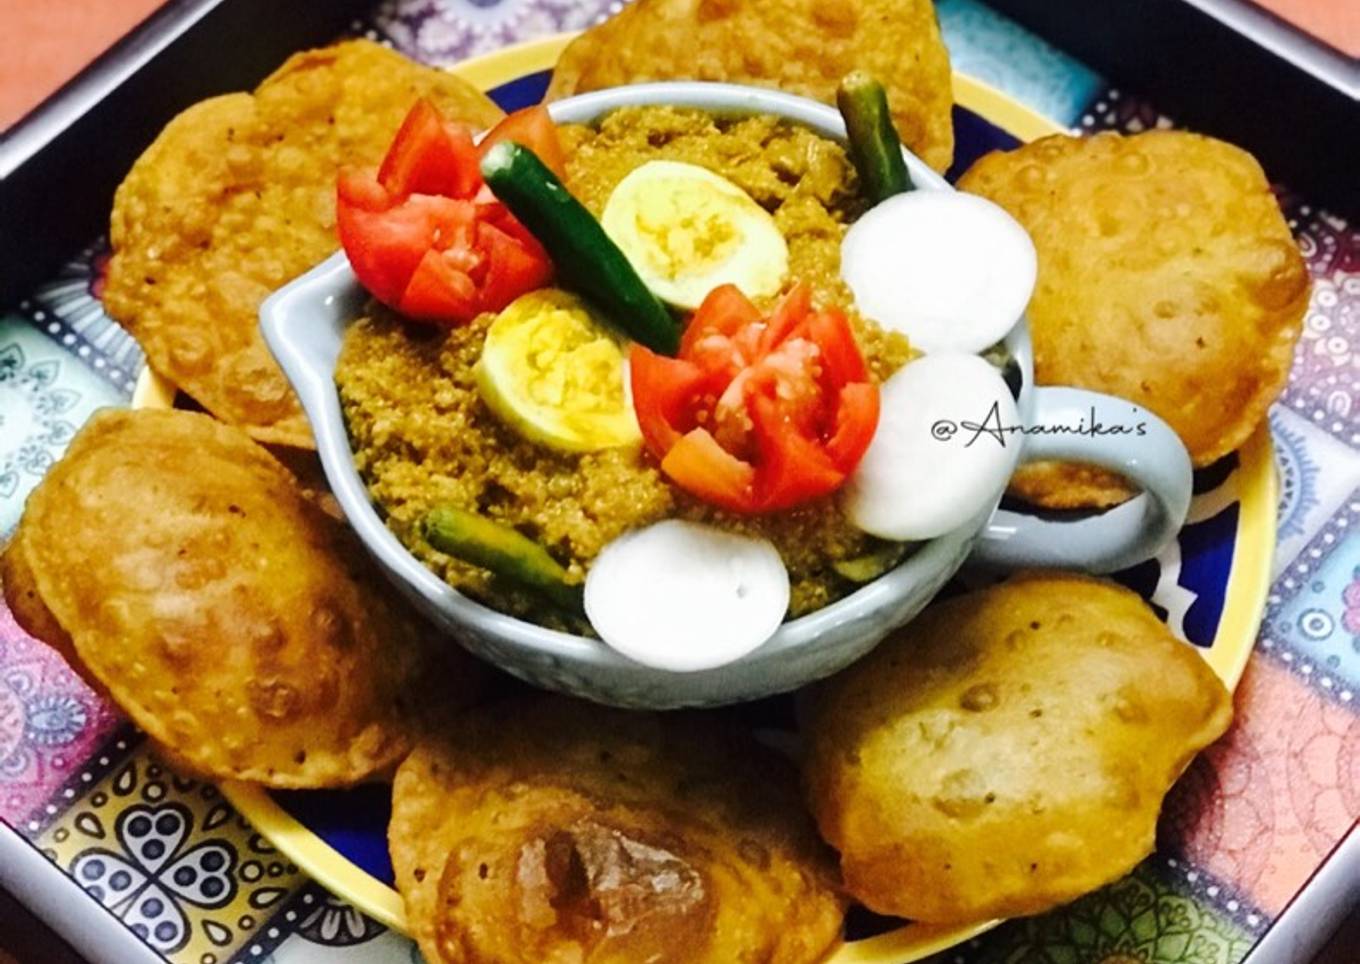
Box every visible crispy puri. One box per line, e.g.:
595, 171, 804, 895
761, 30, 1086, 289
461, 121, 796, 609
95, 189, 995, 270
803, 571, 1233, 924
264, 445, 344, 520
103, 40, 505, 448
546, 0, 954, 173
3, 408, 480, 787
390, 697, 844, 964
959, 130, 1309, 507
1, 527, 83, 684
2, 412, 133, 690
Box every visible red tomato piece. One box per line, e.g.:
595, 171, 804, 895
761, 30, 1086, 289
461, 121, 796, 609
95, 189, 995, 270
629, 347, 708, 454
478, 106, 568, 181
630, 283, 880, 513
751, 395, 847, 512
476, 221, 554, 314
661, 429, 758, 513
377, 99, 480, 199
336, 176, 476, 306
336, 98, 563, 327
398, 249, 480, 322
806, 309, 868, 385
824, 381, 880, 470
337, 168, 388, 212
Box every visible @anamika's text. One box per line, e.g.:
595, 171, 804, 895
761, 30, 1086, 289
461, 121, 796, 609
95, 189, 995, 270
930, 402, 1149, 448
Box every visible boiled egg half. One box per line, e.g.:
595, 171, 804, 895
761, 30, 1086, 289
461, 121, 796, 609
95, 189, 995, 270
602, 160, 788, 310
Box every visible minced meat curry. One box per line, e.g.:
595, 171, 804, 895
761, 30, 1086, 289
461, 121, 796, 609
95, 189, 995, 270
336, 106, 913, 629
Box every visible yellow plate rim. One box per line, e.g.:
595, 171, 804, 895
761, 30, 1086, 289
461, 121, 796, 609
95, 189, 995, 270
125, 31, 1278, 957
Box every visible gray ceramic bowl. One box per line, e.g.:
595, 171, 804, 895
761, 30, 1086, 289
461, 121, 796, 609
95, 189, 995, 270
261, 83, 1192, 708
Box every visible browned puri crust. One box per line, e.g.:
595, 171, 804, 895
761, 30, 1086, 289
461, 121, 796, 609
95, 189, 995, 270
546, 0, 955, 174
391, 697, 845, 964
960, 131, 1309, 508
8, 409, 480, 788
102, 39, 505, 449
804, 571, 1233, 923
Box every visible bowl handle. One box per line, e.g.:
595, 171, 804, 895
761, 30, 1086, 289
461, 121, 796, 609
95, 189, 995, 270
969, 386, 1193, 574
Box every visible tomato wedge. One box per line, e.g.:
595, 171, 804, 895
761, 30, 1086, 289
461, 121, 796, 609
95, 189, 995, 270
478, 105, 567, 181
336, 100, 558, 326
631, 283, 880, 513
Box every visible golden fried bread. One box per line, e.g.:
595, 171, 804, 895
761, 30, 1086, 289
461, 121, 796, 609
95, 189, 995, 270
5, 409, 479, 787
391, 697, 844, 963
804, 571, 1232, 923
103, 40, 504, 448
2, 527, 81, 681
959, 130, 1309, 507
546, 0, 954, 173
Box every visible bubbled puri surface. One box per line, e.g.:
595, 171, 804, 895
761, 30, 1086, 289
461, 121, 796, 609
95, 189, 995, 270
5, 409, 479, 787
390, 697, 844, 964
959, 130, 1309, 508
803, 571, 1233, 923
102, 39, 505, 448
546, 0, 955, 173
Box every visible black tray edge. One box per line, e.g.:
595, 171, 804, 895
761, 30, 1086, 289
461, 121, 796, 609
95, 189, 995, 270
1244, 823, 1359, 964
986, 0, 1359, 217
0, 0, 370, 309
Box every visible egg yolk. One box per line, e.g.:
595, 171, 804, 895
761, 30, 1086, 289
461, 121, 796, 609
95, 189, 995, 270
518, 307, 628, 413
626, 178, 746, 280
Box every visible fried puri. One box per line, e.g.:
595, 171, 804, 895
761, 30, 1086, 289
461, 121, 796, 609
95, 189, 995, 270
102, 40, 504, 448
803, 572, 1232, 924
390, 697, 844, 964
546, 0, 954, 173
2, 409, 479, 787
958, 130, 1309, 507
2, 522, 83, 683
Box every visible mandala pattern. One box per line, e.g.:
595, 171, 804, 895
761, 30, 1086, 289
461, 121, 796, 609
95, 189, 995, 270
0, 607, 120, 824
71, 803, 238, 953
22, 239, 143, 391
1272, 412, 1321, 541
1159, 658, 1358, 916
1161, 701, 1276, 905
1267, 528, 1360, 692
964, 864, 1255, 964
369, 0, 620, 64
34, 742, 309, 964
241, 884, 395, 962
1284, 679, 1360, 856
295, 893, 385, 946
0, 341, 80, 500
1270, 408, 1360, 581
1283, 264, 1359, 437
0, 685, 24, 766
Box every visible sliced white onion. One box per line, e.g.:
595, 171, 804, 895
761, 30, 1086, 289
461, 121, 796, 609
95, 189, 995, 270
584, 520, 789, 672
841, 191, 1037, 354
844, 353, 1021, 541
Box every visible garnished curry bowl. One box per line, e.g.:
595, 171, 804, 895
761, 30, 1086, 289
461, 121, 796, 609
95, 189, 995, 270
262, 82, 1189, 708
